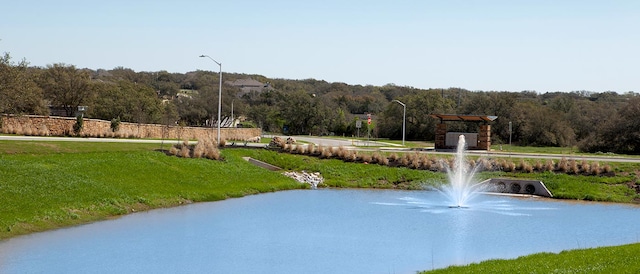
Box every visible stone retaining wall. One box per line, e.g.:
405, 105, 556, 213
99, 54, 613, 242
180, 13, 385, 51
0, 115, 261, 142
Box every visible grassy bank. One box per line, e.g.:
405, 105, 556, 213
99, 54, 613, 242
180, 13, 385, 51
0, 141, 441, 239
420, 242, 640, 274
0, 141, 303, 238
2, 140, 640, 273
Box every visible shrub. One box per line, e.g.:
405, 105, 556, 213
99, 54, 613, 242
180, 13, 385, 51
2, 124, 11, 134
73, 115, 84, 135
38, 125, 49, 136
110, 117, 121, 132
24, 126, 34, 136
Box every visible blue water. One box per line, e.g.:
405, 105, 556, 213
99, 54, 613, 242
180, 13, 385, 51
1, 189, 639, 274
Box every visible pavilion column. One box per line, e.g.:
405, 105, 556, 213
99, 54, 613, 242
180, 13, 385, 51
478, 124, 491, 150
435, 123, 447, 149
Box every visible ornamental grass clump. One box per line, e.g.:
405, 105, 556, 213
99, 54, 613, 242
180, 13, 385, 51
336, 146, 348, 160
344, 150, 358, 162
388, 153, 399, 163
193, 139, 206, 158
591, 162, 601, 175
179, 141, 191, 158
295, 144, 306, 155
361, 153, 372, 164
400, 154, 411, 167
534, 161, 543, 172
568, 159, 579, 174
422, 155, 433, 170
556, 157, 569, 173
307, 144, 317, 156
169, 138, 221, 160
580, 160, 591, 174
169, 145, 179, 156
320, 146, 333, 159
545, 160, 555, 172
370, 152, 389, 166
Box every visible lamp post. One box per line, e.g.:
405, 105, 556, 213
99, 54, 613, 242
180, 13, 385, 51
392, 100, 406, 146
231, 99, 234, 128
199, 55, 222, 145
508, 121, 512, 146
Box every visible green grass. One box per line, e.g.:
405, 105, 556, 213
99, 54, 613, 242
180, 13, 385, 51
0, 142, 306, 238
0, 141, 442, 239
420, 243, 640, 274
234, 148, 445, 189
475, 171, 638, 203
2, 140, 640, 273
492, 144, 640, 158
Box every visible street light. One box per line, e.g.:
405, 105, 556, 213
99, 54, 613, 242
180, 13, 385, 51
199, 54, 222, 145
392, 99, 406, 146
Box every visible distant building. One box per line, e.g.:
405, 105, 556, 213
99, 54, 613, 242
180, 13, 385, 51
226, 78, 271, 95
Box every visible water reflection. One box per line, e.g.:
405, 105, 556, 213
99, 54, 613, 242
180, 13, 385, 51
1, 189, 639, 274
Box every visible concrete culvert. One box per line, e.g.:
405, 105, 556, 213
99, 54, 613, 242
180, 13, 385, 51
510, 183, 521, 193
525, 184, 536, 194
497, 182, 507, 192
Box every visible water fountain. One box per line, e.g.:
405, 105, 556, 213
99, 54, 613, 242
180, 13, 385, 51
439, 135, 488, 208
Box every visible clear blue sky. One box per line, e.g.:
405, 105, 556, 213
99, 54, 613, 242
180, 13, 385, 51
2, 0, 639, 93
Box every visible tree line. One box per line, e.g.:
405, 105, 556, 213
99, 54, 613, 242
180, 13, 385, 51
1, 52, 639, 154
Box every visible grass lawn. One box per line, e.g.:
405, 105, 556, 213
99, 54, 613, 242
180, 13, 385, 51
1, 140, 639, 273
0, 141, 306, 238
0, 140, 441, 239
420, 243, 640, 274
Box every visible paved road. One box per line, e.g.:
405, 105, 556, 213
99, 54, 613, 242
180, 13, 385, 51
3, 135, 640, 164
0, 135, 183, 144
270, 135, 398, 148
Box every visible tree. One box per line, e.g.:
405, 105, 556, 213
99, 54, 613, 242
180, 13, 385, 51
588, 96, 640, 154
378, 89, 455, 141
38, 64, 94, 116
0, 53, 48, 115
511, 102, 575, 147
90, 80, 162, 123
278, 90, 323, 135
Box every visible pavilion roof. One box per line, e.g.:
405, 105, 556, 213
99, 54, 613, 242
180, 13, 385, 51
429, 114, 498, 122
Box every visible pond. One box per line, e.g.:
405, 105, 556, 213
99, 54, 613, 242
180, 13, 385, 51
1, 189, 640, 274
